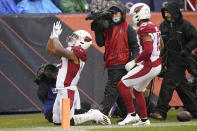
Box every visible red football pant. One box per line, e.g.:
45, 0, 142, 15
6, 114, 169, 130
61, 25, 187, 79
118, 81, 147, 118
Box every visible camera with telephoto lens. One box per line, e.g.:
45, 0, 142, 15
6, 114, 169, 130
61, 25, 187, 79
85, 8, 115, 21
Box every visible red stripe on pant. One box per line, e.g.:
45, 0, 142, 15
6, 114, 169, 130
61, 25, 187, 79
118, 81, 147, 118
68, 89, 74, 109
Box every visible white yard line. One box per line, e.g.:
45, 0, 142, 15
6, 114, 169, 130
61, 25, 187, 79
0, 122, 197, 131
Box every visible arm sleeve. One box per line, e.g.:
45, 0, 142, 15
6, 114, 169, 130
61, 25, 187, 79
91, 20, 107, 47
184, 21, 197, 51
94, 30, 105, 47
72, 46, 87, 62
127, 25, 139, 60
136, 41, 153, 62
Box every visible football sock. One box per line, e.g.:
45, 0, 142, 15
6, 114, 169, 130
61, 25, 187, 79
133, 88, 148, 118
117, 81, 135, 113
141, 118, 148, 122
130, 112, 136, 116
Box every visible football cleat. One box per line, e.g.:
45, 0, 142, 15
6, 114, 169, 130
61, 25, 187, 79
149, 112, 165, 120
133, 119, 151, 126
87, 109, 111, 125
118, 113, 140, 126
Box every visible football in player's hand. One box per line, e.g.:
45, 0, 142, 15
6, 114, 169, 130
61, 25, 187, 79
177, 111, 192, 122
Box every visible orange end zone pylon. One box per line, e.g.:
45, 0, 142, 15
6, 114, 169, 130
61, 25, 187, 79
62, 98, 70, 130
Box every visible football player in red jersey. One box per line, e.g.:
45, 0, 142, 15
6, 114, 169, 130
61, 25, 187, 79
46, 21, 111, 125
117, 3, 164, 126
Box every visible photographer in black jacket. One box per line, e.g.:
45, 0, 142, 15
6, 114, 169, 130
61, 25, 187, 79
150, 2, 197, 120
34, 63, 58, 122
35, 63, 92, 123
90, 2, 139, 120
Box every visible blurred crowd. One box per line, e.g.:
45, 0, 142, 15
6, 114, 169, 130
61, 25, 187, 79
0, 0, 87, 14
0, 0, 196, 14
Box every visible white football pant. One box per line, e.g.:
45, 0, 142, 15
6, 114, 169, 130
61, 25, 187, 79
122, 64, 161, 92
52, 86, 80, 124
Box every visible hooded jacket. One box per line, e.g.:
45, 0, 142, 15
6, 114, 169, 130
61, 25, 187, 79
160, 2, 197, 66
94, 2, 139, 69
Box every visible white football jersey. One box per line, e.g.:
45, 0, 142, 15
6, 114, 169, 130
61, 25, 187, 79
56, 46, 87, 88
137, 21, 161, 63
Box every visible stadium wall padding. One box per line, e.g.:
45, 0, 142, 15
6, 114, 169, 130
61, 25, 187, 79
0, 13, 196, 113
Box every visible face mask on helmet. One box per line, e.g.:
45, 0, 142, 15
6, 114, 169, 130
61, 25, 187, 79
67, 30, 92, 50
131, 15, 139, 29
67, 33, 79, 47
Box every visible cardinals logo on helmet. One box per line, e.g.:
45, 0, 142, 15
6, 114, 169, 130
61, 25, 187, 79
134, 5, 143, 14
84, 36, 92, 42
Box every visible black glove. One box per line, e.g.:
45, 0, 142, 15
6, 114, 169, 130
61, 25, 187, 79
180, 48, 190, 58
158, 49, 167, 78
187, 57, 197, 77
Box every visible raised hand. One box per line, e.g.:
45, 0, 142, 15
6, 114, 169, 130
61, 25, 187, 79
50, 21, 63, 39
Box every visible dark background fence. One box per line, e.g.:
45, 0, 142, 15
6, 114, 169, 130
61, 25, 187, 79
0, 14, 107, 113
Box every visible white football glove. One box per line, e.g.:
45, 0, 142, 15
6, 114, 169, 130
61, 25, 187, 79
50, 21, 62, 39
125, 60, 136, 71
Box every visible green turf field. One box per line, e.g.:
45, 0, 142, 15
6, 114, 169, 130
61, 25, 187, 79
0, 110, 197, 131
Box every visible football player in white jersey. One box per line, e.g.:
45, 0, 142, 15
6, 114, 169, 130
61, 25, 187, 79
117, 3, 164, 126
46, 21, 111, 125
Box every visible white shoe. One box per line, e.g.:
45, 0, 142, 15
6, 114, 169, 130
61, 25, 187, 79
118, 114, 140, 126
87, 109, 111, 125
133, 119, 151, 126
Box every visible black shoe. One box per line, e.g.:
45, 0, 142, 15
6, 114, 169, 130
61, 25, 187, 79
149, 112, 165, 120
54, 123, 61, 125
116, 118, 124, 123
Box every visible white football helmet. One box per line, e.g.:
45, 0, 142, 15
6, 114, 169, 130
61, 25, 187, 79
67, 30, 92, 50
129, 3, 151, 28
